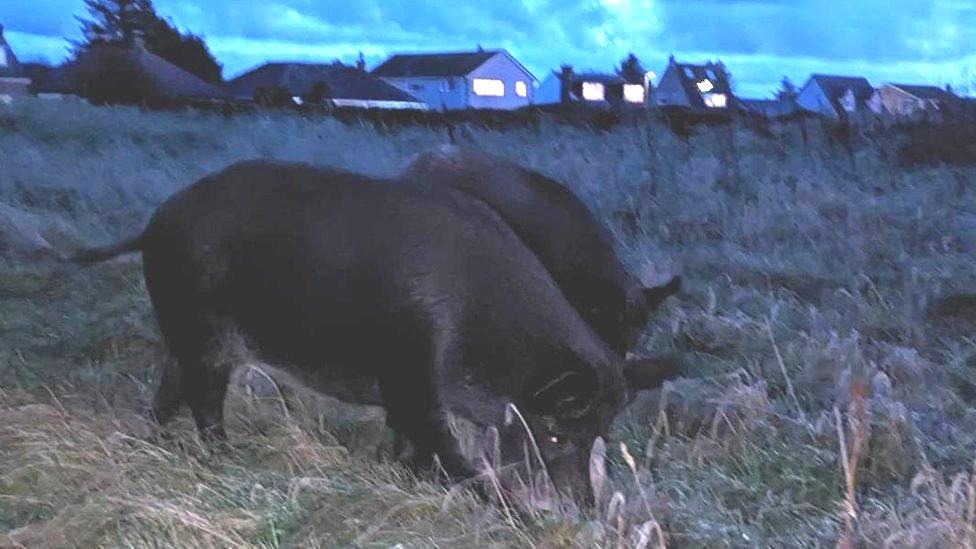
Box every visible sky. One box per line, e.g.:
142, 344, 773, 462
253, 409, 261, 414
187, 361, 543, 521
2, 0, 974, 98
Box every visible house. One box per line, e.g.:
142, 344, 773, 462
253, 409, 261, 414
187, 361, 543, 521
372, 48, 536, 110
228, 60, 425, 109
796, 74, 875, 119
868, 83, 955, 118
72, 38, 230, 104
0, 24, 32, 103
651, 56, 736, 111
535, 65, 649, 108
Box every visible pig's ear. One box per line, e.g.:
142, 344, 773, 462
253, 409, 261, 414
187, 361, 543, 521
642, 276, 682, 311
624, 354, 682, 394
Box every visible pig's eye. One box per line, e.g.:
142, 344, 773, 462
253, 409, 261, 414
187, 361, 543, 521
548, 435, 561, 444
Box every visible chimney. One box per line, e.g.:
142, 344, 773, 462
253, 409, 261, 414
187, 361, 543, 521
559, 64, 573, 104
356, 51, 366, 72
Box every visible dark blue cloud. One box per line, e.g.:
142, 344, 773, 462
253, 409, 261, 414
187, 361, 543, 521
2, 0, 973, 98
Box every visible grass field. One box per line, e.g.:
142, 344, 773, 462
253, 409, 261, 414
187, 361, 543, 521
2, 99, 976, 547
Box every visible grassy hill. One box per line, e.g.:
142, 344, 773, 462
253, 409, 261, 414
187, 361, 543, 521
2, 99, 976, 547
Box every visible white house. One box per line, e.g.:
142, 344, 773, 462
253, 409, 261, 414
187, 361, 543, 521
796, 74, 875, 119
535, 65, 649, 108
652, 56, 735, 111
372, 48, 536, 110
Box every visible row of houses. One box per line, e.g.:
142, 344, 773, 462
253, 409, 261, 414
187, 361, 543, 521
540, 57, 962, 121
0, 23, 966, 120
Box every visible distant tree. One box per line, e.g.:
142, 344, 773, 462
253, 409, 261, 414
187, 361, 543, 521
143, 15, 223, 83
777, 76, 799, 102
303, 81, 332, 104
74, 47, 153, 104
74, 0, 222, 83
616, 53, 646, 84
74, 0, 151, 50
714, 60, 734, 91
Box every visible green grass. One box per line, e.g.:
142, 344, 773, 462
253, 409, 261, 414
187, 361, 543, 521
2, 99, 976, 547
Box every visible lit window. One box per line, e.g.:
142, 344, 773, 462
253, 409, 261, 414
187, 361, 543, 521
292, 96, 303, 105
697, 79, 714, 93
840, 90, 856, 112
703, 93, 727, 108
581, 82, 605, 101
515, 80, 528, 98
623, 84, 645, 103
472, 78, 505, 97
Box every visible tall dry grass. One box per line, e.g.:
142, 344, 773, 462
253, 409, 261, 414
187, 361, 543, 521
2, 98, 976, 546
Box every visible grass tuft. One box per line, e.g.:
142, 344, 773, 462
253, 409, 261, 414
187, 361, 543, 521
2, 99, 976, 546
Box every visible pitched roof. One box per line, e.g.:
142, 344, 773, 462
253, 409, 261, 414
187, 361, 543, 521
228, 62, 421, 103
806, 74, 874, 115
666, 60, 734, 110
372, 50, 499, 77
75, 44, 230, 101
810, 74, 874, 101
0, 24, 24, 78
134, 47, 229, 100
889, 84, 952, 101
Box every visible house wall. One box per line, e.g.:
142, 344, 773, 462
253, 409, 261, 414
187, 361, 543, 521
651, 65, 691, 108
331, 98, 427, 110
465, 53, 534, 110
37, 92, 85, 102
379, 76, 468, 110
0, 77, 30, 96
878, 86, 929, 117
867, 91, 885, 115
796, 80, 838, 117
534, 73, 561, 104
